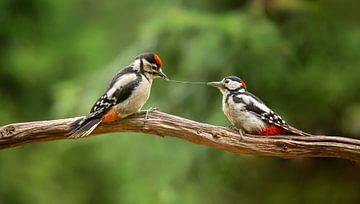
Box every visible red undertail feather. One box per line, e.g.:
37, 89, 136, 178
259, 125, 288, 136
102, 108, 120, 124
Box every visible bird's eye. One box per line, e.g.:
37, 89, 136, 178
152, 65, 157, 70
225, 80, 230, 84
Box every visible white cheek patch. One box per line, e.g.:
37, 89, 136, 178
143, 61, 154, 72
227, 80, 242, 90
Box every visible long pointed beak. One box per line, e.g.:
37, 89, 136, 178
207, 81, 223, 88
157, 69, 169, 80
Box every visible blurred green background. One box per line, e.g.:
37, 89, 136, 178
1, 0, 360, 203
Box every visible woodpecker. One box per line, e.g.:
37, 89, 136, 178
69, 52, 168, 138
207, 76, 309, 136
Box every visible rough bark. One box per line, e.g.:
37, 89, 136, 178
0, 111, 359, 162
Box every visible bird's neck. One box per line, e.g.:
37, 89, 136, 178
141, 72, 154, 84
222, 89, 245, 98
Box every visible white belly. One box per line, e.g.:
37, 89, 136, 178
115, 79, 151, 117
222, 97, 265, 133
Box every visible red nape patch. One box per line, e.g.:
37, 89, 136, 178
102, 109, 120, 124
240, 80, 247, 89
154, 54, 163, 68
259, 125, 287, 136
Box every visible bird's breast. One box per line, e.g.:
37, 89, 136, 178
115, 78, 152, 117
222, 95, 265, 133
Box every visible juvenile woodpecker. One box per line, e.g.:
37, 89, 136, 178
208, 76, 309, 136
69, 52, 168, 138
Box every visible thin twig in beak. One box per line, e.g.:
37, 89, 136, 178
207, 81, 223, 88
158, 69, 169, 80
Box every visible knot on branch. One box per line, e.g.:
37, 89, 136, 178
210, 130, 224, 139
0, 125, 16, 138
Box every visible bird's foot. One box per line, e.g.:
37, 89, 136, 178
228, 126, 245, 137
237, 128, 245, 137
143, 107, 158, 126
228, 125, 238, 132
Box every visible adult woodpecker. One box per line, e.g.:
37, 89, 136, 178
207, 76, 309, 136
69, 52, 168, 138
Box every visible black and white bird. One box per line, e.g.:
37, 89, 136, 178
69, 52, 168, 138
207, 76, 309, 136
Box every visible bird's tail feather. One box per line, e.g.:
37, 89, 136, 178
288, 126, 311, 136
68, 111, 105, 138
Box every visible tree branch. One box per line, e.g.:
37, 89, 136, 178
0, 111, 359, 162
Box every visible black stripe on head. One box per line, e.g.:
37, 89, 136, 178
225, 86, 245, 93
140, 57, 144, 72
136, 52, 157, 65
138, 57, 150, 82
225, 76, 242, 82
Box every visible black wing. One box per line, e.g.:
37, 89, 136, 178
90, 71, 142, 113
234, 93, 309, 136
107, 66, 135, 88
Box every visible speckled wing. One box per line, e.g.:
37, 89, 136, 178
234, 92, 309, 136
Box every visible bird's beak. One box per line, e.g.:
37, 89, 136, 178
157, 69, 169, 80
207, 81, 223, 88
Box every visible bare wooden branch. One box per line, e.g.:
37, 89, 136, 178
0, 111, 359, 162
